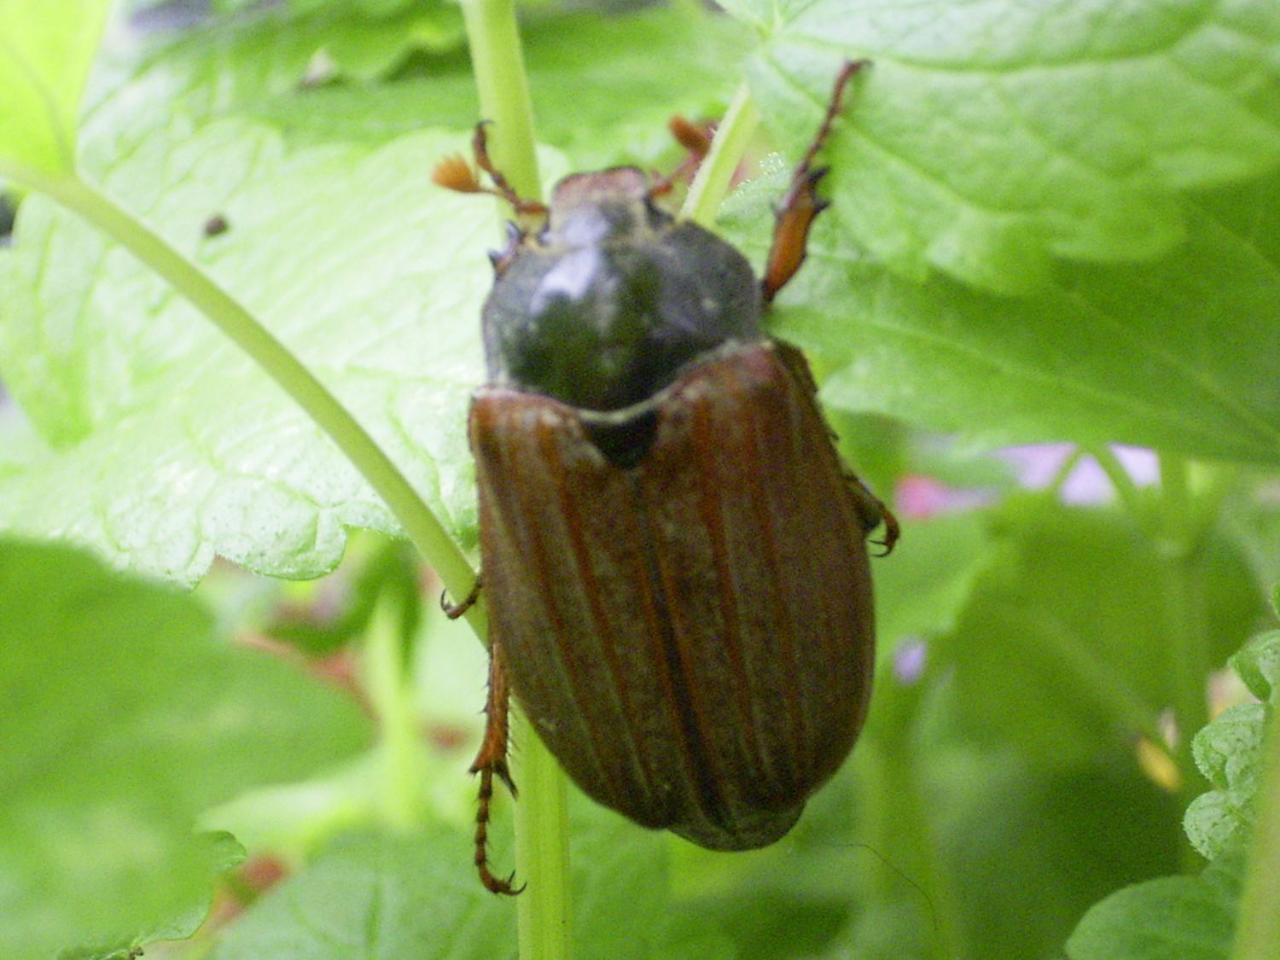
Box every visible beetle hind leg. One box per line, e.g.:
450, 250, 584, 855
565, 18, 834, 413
441, 573, 484, 620
470, 634, 524, 896
762, 59, 869, 304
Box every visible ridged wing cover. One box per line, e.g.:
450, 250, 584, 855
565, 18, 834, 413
469, 339, 875, 849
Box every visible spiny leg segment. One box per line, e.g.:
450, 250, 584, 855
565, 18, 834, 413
762, 59, 869, 304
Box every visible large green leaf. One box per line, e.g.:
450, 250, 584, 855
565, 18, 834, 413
208, 806, 737, 959
728, 168, 1280, 465
0, 123, 501, 582
1066, 849, 1245, 960
123, 4, 749, 170
208, 831, 515, 960
0, 539, 372, 959
0, 0, 110, 175
739, 0, 1280, 292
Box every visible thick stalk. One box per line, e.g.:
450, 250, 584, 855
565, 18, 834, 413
460, 0, 539, 201
460, 2, 571, 956
681, 82, 759, 227
512, 708, 572, 960
3, 164, 487, 641
1158, 457, 1210, 795
1156, 455, 1213, 875
365, 597, 426, 829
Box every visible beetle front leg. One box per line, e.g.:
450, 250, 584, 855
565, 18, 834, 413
470, 122, 548, 219
430, 122, 548, 220
761, 59, 868, 304
470, 634, 524, 896
647, 116, 715, 199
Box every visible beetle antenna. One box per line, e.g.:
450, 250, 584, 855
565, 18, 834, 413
761, 59, 869, 303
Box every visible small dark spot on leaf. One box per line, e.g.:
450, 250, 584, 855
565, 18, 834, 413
0, 193, 16, 246
203, 214, 230, 237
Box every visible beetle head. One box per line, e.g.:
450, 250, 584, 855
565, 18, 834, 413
482, 167, 762, 428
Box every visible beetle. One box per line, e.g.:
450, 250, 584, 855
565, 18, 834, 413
433, 60, 896, 895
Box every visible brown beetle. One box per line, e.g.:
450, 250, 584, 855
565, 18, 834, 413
434, 61, 896, 895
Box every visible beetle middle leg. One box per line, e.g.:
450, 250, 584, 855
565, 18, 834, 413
471, 634, 524, 896
761, 59, 869, 304
844, 471, 900, 556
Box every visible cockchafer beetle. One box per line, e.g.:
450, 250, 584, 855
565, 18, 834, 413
433, 60, 897, 895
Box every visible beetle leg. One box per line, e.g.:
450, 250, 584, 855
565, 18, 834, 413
488, 222, 524, 277
471, 122, 548, 218
470, 635, 524, 896
844, 472, 900, 556
441, 573, 484, 620
430, 123, 548, 220
761, 59, 869, 304
647, 116, 716, 199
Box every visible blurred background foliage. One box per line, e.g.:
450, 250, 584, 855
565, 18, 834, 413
1, 0, 1278, 958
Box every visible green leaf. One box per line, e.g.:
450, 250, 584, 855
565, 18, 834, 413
0, 0, 110, 175
737, 169, 1280, 465
78, 2, 465, 181
937, 498, 1262, 768
0, 538, 372, 959
1067, 631, 1280, 960
119, 0, 463, 94
208, 812, 737, 960
210, 5, 750, 169
745, 0, 1280, 292
1185, 630, 1280, 859
1065, 848, 1245, 960
0, 123, 502, 582
208, 831, 515, 959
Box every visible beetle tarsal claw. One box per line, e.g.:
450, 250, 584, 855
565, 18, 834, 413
494, 759, 518, 798
441, 575, 483, 619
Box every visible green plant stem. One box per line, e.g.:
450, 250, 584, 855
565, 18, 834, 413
1232, 710, 1280, 960
512, 708, 572, 960
681, 82, 759, 227
365, 595, 425, 829
1158, 456, 1212, 824
1083, 444, 1145, 520
4, 164, 488, 638
460, 3, 571, 956
1045, 446, 1087, 500
460, 0, 540, 202
859, 716, 966, 960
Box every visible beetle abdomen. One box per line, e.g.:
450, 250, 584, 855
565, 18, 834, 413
470, 339, 875, 849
